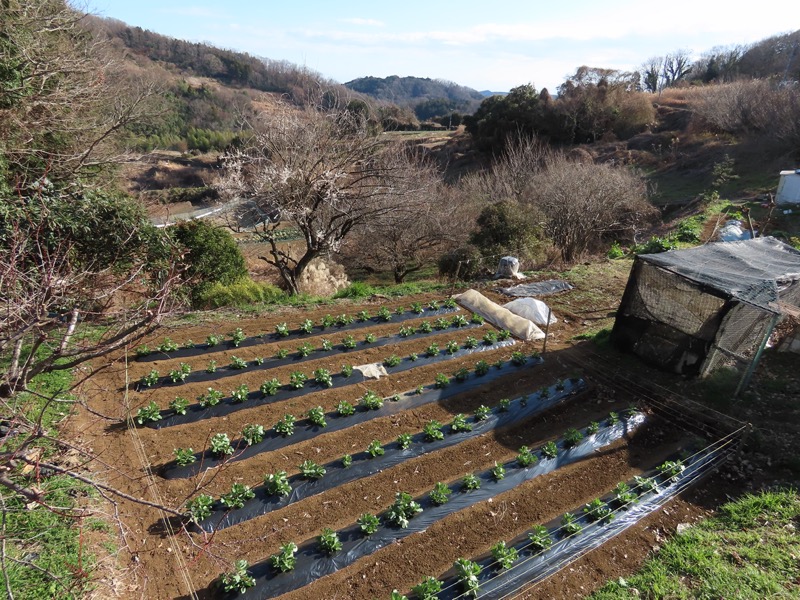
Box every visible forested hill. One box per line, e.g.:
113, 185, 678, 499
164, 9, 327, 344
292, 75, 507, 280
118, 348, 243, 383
345, 75, 485, 120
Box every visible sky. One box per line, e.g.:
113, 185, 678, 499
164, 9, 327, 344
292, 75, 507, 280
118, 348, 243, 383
91, 0, 798, 92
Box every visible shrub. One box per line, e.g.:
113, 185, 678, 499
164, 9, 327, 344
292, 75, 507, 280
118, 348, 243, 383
438, 246, 483, 280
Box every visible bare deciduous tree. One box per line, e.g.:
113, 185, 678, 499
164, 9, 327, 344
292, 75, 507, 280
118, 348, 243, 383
220, 101, 436, 294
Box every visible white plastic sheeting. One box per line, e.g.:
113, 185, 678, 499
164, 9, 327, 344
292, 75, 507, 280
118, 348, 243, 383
503, 297, 557, 326
453, 289, 545, 341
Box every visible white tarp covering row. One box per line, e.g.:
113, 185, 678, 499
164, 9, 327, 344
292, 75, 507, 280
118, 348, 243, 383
453, 290, 545, 341
503, 297, 557, 326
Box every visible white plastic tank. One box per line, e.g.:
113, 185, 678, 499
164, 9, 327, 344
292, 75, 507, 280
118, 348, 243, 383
776, 169, 800, 204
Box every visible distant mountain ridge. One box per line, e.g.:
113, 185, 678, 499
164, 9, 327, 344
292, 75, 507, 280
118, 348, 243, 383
345, 75, 485, 120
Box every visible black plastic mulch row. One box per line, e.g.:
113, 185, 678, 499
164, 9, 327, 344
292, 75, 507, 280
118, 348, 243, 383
134, 321, 483, 391
134, 306, 460, 362
161, 340, 522, 479
197, 379, 587, 531
229, 414, 646, 600
149, 339, 516, 431
434, 445, 729, 600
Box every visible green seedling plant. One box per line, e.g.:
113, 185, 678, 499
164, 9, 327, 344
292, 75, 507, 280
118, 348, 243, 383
205, 359, 217, 373
482, 330, 498, 345
398, 325, 415, 338
135, 344, 150, 357
383, 354, 402, 367
584, 498, 613, 522
608, 411, 620, 425
139, 369, 159, 387
220, 483, 255, 509
206, 333, 222, 347
341, 334, 357, 349
230, 383, 249, 403
274, 414, 296, 437
491, 462, 506, 481
313, 368, 333, 388
173, 447, 196, 466
587, 421, 600, 435
498, 398, 511, 412
454, 366, 470, 381
556, 379, 566, 391
299, 318, 314, 334
634, 475, 658, 493
355, 309, 370, 322
417, 321, 433, 334
296, 342, 314, 357
434, 373, 449, 388
411, 302, 424, 314
409, 352, 419, 362
210, 433, 234, 456
444, 297, 457, 309
614, 482, 638, 507
361, 390, 384, 410
307, 406, 327, 427
335, 313, 353, 326
430, 482, 451, 506
270, 542, 297, 572
517, 446, 538, 468
229, 355, 248, 369
289, 371, 307, 389
474, 360, 490, 376
253, 357, 264, 366
415, 384, 425, 395
451, 314, 469, 327
275, 348, 289, 359
186, 494, 214, 523
219, 559, 255, 594
475, 405, 491, 420
377, 306, 392, 321
428, 300, 440, 310
230, 327, 245, 347
659, 460, 685, 479
491, 540, 518, 570
541, 441, 558, 459
320, 338, 333, 351
264, 471, 291, 496
563, 427, 583, 448
242, 424, 265, 445
135, 401, 161, 424
454, 558, 481, 597
341, 363, 354, 377
462, 474, 481, 491
320, 314, 335, 329
181, 339, 194, 348
463, 335, 478, 349
318, 528, 342, 555
450, 413, 472, 433
198, 387, 223, 407
423, 420, 444, 441
275, 322, 290, 337
357, 513, 380, 535
157, 337, 178, 353
390, 394, 401, 402
366, 439, 385, 457
445, 340, 459, 354
299, 459, 325, 479
528, 525, 552, 552
260, 378, 281, 396
363, 332, 376, 344
397, 433, 413, 449
434, 317, 450, 330
470, 313, 484, 324
510, 351, 526, 366
341, 454, 352, 468
561, 512, 583, 536
539, 386, 550, 399
412, 576, 443, 600
385, 491, 423, 528
336, 400, 355, 416
168, 362, 192, 383
497, 329, 511, 341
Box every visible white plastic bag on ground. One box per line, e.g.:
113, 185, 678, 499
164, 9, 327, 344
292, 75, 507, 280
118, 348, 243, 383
503, 298, 557, 326
453, 289, 545, 341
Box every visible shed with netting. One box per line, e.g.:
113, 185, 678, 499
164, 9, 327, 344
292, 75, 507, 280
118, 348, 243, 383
611, 237, 800, 378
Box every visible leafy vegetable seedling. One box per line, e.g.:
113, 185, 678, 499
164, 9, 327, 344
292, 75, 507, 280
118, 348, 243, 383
341, 454, 352, 468
385, 491, 423, 528
366, 439, 384, 458
220, 483, 255, 509
241, 424, 265, 445
490, 540, 518, 570
270, 542, 298, 572
229, 355, 247, 369
429, 482, 451, 506
298, 459, 325, 479
474, 360, 490, 376
299, 318, 314, 334
210, 433, 233, 456
173, 447, 196, 466
561, 512, 583, 536
397, 433, 413, 449
450, 414, 472, 433
230, 383, 249, 403
357, 513, 380, 535
288, 371, 307, 389
541, 441, 558, 459
218, 559, 255, 594
230, 327, 245, 347
260, 378, 281, 396
198, 387, 223, 407
412, 576, 443, 600
296, 341, 314, 357
186, 494, 213, 523
264, 471, 291, 497
313, 368, 333, 388
336, 400, 355, 416
491, 462, 506, 481
563, 427, 583, 448
135, 401, 161, 425
307, 406, 327, 427
360, 390, 383, 410
274, 414, 296, 437
454, 558, 481, 597
423, 420, 444, 441
462, 474, 481, 491
318, 528, 343, 555
517, 446, 538, 468
474, 405, 491, 421
139, 369, 160, 388
528, 525, 552, 552
583, 498, 613, 523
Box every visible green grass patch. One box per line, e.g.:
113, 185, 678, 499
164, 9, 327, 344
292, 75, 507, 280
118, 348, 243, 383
590, 489, 800, 600
2, 476, 98, 599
